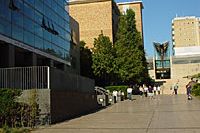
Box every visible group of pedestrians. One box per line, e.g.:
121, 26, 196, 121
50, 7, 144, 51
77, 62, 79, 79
142, 85, 161, 98
112, 90, 125, 103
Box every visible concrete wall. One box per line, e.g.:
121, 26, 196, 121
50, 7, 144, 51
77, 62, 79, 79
19, 89, 51, 116
51, 91, 98, 123
49, 68, 98, 123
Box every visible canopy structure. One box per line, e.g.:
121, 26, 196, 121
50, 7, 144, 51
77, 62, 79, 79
153, 41, 169, 60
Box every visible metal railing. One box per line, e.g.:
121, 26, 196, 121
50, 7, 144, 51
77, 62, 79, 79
0, 66, 50, 90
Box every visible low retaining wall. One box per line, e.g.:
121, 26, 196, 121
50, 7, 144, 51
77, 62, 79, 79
51, 91, 98, 123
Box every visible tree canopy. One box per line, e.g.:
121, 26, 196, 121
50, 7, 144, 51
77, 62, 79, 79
114, 9, 148, 84
80, 41, 94, 79
91, 9, 149, 86
92, 33, 116, 86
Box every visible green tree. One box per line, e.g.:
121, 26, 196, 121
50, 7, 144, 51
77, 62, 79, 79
80, 41, 94, 79
92, 33, 116, 86
0, 89, 22, 127
115, 9, 148, 84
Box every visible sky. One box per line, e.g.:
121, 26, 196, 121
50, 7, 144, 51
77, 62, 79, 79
116, 0, 200, 57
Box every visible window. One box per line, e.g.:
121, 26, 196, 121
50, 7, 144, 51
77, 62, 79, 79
24, 17, 35, 33
44, 5, 51, 19
52, 0, 58, 13
23, 3, 34, 20
35, 0, 43, 13
45, 0, 52, 8
15, 0, 24, 11
12, 25, 23, 41
24, 0, 34, 5
52, 34, 58, 45
35, 10, 43, 24
12, 11, 23, 27
52, 44, 63, 58
23, 30, 34, 47
35, 23, 43, 38
44, 26, 51, 42
44, 40, 52, 53
35, 35, 43, 50
0, 19, 11, 36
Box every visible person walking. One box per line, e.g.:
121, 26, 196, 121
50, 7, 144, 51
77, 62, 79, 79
148, 86, 154, 99
186, 78, 197, 100
144, 85, 148, 97
173, 80, 179, 95
113, 90, 118, 103
139, 85, 144, 97
153, 85, 157, 95
157, 85, 161, 95
127, 86, 133, 100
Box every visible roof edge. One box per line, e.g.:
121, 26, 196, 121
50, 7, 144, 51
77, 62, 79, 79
117, 1, 143, 9
69, 0, 112, 5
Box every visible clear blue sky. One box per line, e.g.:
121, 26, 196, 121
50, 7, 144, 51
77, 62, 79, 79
116, 0, 200, 57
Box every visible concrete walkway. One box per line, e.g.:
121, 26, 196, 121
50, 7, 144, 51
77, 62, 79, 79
33, 95, 200, 133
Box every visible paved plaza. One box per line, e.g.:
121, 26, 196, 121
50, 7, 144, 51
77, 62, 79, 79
33, 95, 200, 133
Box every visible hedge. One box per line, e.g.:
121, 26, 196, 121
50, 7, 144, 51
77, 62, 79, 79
105, 85, 128, 93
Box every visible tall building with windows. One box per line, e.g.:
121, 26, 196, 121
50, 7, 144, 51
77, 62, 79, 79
172, 16, 200, 56
69, 0, 120, 49
147, 16, 200, 95
0, 0, 73, 71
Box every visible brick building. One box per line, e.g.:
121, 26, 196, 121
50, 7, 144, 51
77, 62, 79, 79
69, 0, 144, 48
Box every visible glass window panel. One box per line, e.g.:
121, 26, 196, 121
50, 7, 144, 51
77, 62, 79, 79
35, 10, 43, 24
56, 37, 62, 47
57, 5, 64, 17
0, 0, 11, 21
44, 5, 51, 19
45, 0, 52, 8
52, 44, 62, 58
24, 30, 34, 47
35, 0, 43, 13
52, 0, 57, 12
15, 0, 24, 11
59, 38, 68, 50
64, 22, 70, 32
51, 34, 58, 45
44, 40, 53, 54
23, 17, 35, 33
12, 25, 23, 42
44, 29, 51, 42
65, 41, 70, 51
35, 23, 43, 38
0, 19, 11, 36
23, 3, 34, 20
57, 0, 64, 8
64, 11, 69, 21
24, 0, 34, 5
12, 12, 23, 27
35, 35, 43, 50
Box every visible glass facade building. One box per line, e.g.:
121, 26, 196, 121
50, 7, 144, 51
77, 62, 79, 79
0, 0, 71, 63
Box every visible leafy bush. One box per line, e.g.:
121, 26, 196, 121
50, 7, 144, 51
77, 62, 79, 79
0, 88, 40, 128
191, 83, 200, 96
105, 85, 128, 92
